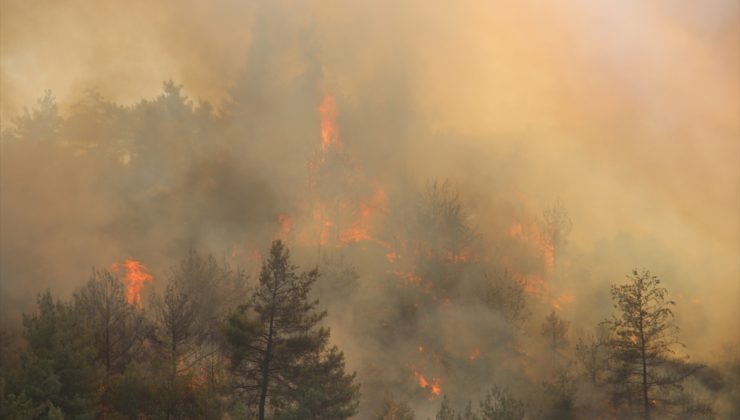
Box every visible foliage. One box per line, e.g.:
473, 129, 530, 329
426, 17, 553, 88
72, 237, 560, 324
601, 269, 700, 419
226, 240, 359, 419
435, 387, 525, 420
20, 291, 100, 419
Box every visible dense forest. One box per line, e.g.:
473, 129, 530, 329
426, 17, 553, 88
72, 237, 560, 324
0, 85, 737, 419
1, 1, 738, 419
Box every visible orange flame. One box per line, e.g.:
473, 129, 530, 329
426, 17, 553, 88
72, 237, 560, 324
412, 368, 442, 400
339, 186, 388, 245
551, 293, 575, 310
319, 94, 339, 152
111, 259, 153, 306
509, 222, 554, 272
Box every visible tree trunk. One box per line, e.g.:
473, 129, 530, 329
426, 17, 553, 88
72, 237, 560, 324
258, 282, 278, 420
638, 292, 650, 420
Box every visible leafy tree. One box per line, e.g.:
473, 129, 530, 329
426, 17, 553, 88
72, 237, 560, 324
20, 291, 100, 418
226, 240, 359, 419
0, 377, 36, 419
602, 269, 698, 419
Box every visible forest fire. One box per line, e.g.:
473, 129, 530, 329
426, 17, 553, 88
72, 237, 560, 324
509, 221, 555, 272
2, 2, 735, 419
338, 186, 388, 245
110, 258, 153, 306
412, 368, 442, 400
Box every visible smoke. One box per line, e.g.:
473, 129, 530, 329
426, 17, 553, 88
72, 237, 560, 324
1, 0, 738, 416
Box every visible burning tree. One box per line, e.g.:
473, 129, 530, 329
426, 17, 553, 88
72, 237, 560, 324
226, 240, 359, 419
151, 251, 247, 418
73, 270, 148, 376
538, 199, 572, 270
602, 269, 699, 419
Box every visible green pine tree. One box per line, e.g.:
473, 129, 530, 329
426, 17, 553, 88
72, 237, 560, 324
226, 240, 359, 419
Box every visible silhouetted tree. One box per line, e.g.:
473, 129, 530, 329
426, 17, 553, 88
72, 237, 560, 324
602, 269, 698, 419
226, 240, 359, 419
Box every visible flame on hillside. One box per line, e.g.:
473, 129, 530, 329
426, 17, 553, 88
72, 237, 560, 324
110, 258, 153, 306
411, 367, 442, 400
509, 222, 554, 272
319, 94, 340, 153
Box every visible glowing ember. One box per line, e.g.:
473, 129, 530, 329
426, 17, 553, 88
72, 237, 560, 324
394, 271, 423, 286
412, 368, 442, 400
509, 221, 555, 272
418, 345, 424, 353
551, 293, 575, 310
110, 258, 153, 306
339, 186, 388, 245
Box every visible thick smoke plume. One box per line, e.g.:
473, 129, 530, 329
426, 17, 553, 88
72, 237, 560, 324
1, 0, 738, 417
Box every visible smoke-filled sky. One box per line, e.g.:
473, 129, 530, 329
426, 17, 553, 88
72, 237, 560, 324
1, 0, 739, 405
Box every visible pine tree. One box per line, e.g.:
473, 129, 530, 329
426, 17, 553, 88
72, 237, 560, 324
226, 240, 359, 419
20, 291, 100, 418
602, 269, 697, 419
